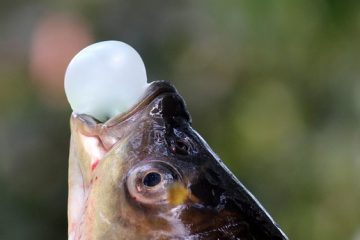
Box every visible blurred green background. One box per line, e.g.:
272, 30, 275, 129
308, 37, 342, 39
1, 0, 360, 239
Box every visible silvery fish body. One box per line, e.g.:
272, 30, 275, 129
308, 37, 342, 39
68, 81, 288, 240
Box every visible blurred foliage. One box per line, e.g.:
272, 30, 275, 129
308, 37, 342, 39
1, 0, 360, 239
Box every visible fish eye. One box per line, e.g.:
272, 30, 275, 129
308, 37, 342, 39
126, 162, 183, 205
143, 172, 162, 187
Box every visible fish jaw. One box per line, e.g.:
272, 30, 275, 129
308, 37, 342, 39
68, 115, 102, 240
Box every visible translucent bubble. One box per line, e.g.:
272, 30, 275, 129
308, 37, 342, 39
64, 41, 148, 122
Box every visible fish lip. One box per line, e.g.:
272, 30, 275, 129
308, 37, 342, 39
103, 80, 177, 127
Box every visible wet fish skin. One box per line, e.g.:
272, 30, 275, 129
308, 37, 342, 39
68, 81, 288, 240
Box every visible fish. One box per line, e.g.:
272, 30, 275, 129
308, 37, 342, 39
67, 81, 288, 240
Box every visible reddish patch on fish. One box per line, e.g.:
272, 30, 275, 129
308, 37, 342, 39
91, 159, 99, 171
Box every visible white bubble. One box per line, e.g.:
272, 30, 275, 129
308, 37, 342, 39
64, 41, 148, 122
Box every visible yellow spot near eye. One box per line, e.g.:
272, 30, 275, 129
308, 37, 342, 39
167, 182, 189, 206
167, 183, 200, 206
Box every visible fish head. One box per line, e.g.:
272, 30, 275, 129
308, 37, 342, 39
68, 81, 288, 240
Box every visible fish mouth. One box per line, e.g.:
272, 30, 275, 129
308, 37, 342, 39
70, 81, 178, 152
71, 80, 183, 137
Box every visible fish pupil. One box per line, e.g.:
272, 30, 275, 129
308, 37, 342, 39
143, 172, 161, 187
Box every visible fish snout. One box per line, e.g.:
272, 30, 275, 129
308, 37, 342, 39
146, 84, 191, 126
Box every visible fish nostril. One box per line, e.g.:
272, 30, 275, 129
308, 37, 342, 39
174, 140, 189, 155
143, 172, 162, 187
